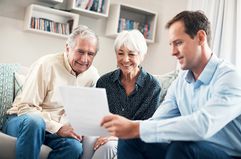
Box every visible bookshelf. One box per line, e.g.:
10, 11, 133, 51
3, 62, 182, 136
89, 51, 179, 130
106, 3, 158, 43
39, 0, 64, 4
50, 0, 64, 3
24, 4, 79, 38
67, 0, 110, 18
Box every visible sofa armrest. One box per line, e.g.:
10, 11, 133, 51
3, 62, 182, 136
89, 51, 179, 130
0, 131, 16, 159
0, 131, 52, 159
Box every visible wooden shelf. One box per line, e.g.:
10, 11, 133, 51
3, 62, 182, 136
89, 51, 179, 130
24, 4, 79, 38
67, 0, 110, 18
106, 3, 158, 43
39, 0, 64, 5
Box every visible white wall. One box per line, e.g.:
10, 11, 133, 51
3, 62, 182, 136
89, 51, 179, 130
0, 0, 188, 75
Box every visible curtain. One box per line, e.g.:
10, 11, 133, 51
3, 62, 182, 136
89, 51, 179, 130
187, 0, 241, 70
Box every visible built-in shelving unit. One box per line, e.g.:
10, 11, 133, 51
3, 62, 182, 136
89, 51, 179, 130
39, 0, 64, 5
67, 0, 110, 18
106, 3, 158, 43
24, 4, 79, 38
51, 0, 64, 3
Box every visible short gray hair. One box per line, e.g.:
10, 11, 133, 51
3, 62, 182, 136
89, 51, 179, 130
114, 30, 147, 59
66, 25, 99, 52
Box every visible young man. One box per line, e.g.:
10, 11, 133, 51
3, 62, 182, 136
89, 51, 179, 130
101, 11, 241, 159
3, 25, 100, 159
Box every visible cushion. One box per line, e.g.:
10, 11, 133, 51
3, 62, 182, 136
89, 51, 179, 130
154, 70, 179, 103
14, 65, 28, 97
0, 64, 20, 130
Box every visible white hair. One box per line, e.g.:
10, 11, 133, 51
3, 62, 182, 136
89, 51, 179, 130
66, 25, 99, 52
114, 30, 148, 60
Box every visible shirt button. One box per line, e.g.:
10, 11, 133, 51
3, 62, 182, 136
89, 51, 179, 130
122, 108, 124, 111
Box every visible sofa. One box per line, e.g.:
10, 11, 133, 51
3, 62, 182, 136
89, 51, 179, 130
0, 64, 51, 159
0, 63, 178, 159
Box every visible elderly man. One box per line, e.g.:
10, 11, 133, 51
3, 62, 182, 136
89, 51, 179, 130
2, 25, 100, 159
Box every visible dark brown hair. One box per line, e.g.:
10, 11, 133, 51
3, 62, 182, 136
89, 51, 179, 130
166, 10, 211, 45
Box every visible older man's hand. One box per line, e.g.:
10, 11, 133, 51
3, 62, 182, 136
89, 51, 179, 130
57, 125, 82, 141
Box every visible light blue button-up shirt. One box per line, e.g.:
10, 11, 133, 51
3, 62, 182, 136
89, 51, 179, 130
140, 54, 241, 157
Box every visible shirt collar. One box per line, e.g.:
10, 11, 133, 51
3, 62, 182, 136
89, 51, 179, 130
112, 67, 146, 88
136, 67, 146, 87
63, 52, 77, 76
185, 54, 219, 85
112, 69, 121, 82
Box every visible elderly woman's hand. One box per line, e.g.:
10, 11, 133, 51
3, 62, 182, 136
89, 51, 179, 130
93, 136, 118, 150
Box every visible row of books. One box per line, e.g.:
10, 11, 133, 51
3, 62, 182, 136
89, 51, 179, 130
30, 17, 71, 35
75, 0, 105, 13
118, 18, 152, 39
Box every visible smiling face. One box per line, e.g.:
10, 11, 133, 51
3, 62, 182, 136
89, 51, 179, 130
168, 21, 202, 71
66, 37, 97, 75
116, 46, 141, 75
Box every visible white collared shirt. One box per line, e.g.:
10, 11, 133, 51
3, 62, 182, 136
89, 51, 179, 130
8, 52, 99, 133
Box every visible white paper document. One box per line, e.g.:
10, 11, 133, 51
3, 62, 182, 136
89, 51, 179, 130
59, 86, 110, 136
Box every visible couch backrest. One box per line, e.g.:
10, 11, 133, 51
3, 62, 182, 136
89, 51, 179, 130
0, 64, 20, 130
154, 70, 179, 104
0, 64, 28, 130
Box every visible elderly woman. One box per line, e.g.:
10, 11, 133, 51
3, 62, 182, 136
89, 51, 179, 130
82, 30, 161, 159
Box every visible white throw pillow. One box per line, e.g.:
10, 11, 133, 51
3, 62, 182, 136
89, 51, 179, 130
14, 65, 29, 97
